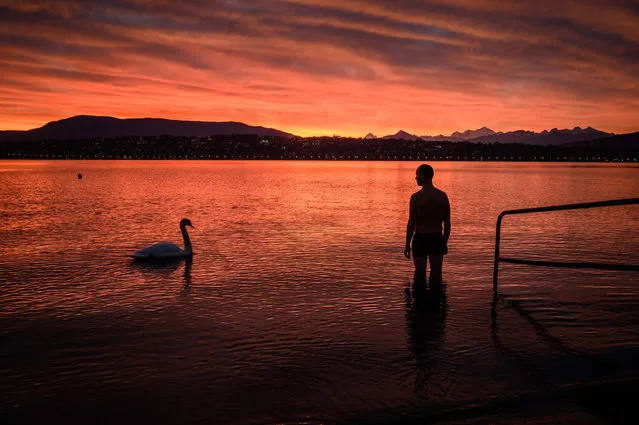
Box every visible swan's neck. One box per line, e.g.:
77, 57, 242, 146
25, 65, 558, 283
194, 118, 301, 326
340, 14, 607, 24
180, 224, 193, 253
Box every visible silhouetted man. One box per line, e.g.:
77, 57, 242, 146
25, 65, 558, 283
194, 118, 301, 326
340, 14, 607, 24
404, 164, 450, 287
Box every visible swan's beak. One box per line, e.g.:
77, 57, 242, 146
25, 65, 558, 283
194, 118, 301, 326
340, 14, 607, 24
188, 224, 195, 229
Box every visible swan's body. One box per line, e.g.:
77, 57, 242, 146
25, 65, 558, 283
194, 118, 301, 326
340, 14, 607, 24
130, 218, 194, 260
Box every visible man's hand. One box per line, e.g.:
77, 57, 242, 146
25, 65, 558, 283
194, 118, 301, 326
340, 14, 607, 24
404, 244, 411, 258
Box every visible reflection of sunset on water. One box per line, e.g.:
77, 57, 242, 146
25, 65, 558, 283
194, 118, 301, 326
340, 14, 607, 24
1, 160, 638, 423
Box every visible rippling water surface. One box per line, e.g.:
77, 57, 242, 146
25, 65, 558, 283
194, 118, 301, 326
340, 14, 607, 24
1, 160, 638, 424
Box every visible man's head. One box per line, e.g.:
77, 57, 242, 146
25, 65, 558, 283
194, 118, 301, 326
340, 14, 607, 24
415, 164, 434, 186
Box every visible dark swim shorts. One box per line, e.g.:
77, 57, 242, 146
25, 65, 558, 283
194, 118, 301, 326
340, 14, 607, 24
411, 233, 447, 257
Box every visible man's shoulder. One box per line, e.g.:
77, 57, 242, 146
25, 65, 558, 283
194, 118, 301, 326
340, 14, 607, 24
433, 186, 449, 197
431, 186, 450, 205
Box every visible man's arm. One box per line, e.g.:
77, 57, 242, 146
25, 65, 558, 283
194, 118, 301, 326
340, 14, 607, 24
443, 195, 451, 244
404, 195, 416, 258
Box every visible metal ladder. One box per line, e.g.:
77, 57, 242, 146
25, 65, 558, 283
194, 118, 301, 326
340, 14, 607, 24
493, 197, 639, 291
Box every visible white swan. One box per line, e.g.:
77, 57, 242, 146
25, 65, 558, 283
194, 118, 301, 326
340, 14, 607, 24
130, 218, 194, 260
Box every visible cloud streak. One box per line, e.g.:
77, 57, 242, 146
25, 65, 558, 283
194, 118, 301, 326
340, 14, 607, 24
0, 0, 637, 135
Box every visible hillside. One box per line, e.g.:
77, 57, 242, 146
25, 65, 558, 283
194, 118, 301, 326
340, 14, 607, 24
560, 131, 639, 149
0, 115, 295, 142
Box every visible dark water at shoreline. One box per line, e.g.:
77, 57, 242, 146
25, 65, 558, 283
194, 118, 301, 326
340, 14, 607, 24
1, 161, 638, 424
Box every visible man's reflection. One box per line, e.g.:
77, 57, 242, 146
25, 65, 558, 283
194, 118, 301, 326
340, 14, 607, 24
405, 283, 448, 397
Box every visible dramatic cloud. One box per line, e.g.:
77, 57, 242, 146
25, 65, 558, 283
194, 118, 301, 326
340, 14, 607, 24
1, 0, 638, 135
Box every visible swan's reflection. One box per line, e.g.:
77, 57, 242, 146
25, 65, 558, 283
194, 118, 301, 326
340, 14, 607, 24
405, 282, 448, 398
130, 257, 193, 291
182, 258, 192, 291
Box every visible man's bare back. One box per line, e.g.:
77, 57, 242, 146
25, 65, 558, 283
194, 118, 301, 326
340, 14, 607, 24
411, 186, 449, 234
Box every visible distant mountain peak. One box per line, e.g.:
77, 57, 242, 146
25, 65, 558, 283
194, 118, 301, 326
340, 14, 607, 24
364, 132, 376, 139
450, 127, 496, 139
395, 130, 413, 137
382, 130, 420, 140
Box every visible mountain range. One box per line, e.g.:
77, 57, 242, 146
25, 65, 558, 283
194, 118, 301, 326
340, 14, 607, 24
0, 116, 625, 146
0, 115, 294, 142
380, 126, 614, 145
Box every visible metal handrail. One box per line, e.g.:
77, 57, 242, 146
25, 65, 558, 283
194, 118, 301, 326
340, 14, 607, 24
493, 197, 639, 291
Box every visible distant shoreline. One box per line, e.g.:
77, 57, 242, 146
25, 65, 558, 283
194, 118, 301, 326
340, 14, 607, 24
1, 134, 636, 162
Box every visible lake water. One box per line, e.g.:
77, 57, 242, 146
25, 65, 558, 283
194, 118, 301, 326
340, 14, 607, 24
1, 160, 638, 424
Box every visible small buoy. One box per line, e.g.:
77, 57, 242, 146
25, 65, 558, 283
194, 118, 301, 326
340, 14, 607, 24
77, 173, 83, 180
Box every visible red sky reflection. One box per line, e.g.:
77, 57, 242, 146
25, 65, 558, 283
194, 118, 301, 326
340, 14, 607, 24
0, 0, 638, 136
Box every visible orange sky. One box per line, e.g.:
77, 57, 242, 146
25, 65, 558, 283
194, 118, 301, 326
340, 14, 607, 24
1, 0, 638, 137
